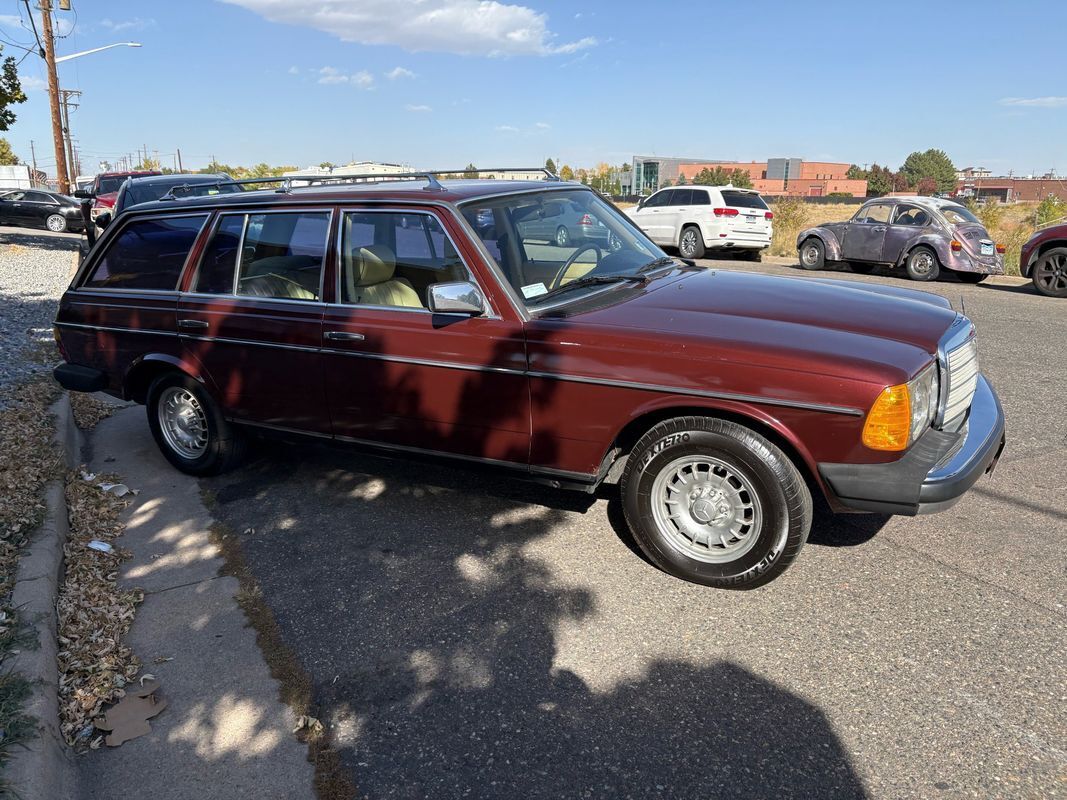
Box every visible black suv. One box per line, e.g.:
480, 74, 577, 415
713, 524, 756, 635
97, 173, 236, 229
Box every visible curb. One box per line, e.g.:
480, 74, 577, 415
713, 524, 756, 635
6, 393, 81, 800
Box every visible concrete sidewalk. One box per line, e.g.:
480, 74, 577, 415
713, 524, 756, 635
78, 406, 315, 800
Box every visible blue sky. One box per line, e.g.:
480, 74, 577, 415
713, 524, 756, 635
2, 0, 1065, 178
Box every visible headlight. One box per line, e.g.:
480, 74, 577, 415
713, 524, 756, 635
862, 363, 939, 451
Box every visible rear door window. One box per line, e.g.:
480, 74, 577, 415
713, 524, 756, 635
720, 190, 769, 210
690, 189, 711, 205
193, 215, 245, 294
84, 214, 209, 291
672, 189, 694, 206
235, 211, 330, 301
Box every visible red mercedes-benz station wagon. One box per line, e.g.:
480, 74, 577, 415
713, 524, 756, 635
52, 171, 1005, 588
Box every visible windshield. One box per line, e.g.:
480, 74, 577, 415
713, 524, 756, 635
940, 205, 981, 225
126, 180, 238, 207
95, 176, 126, 195
460, 189, 667, 309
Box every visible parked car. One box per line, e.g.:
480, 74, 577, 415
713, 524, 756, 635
626, 185, 772, 260
1019, 221, 1067, 298
0, 188, 85, 233
51, 175, 1005, 589
95, 173, 236, 229
75, 170, 162, 223
514, 195, 620, 249
797, 197, 1005, 282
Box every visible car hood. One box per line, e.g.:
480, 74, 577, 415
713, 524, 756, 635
563, 268, 958, 384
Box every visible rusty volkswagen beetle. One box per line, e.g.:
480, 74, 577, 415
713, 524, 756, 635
797, 197, 1005, 283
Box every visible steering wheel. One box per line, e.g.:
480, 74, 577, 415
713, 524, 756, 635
549, 242, 602, 290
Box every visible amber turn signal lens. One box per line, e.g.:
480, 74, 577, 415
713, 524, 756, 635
996, 243, 1006, 254
950, 240, 963, 252
862, 383, 911, 451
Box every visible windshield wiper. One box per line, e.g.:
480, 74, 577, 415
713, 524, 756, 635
532, 273, 648, 303
637, 256, 677, 273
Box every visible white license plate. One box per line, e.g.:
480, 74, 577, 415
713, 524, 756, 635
980, 242, 994, 256
745, 215, 757, 224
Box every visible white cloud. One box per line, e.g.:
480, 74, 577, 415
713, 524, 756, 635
386, 66, 416, 80
288, 65, 300, 74
998, 96, 1067, 108
220, 0, 597, 57
317, 66, 374, 88
495, 124, 520, 133
405, 104, 432, 112
535, 121, 550, 129
20, 75, 47, 92
100, 17, 155, 32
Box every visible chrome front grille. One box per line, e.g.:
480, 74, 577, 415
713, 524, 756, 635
943, 338, 979, 425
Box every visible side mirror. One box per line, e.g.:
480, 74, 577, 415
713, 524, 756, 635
95, 211, 112, 229
73, 189, 94, 199
428, 281, 486, 316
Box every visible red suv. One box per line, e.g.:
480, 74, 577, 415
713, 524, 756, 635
75, 170, 162, 223
51, 172, 1005, 588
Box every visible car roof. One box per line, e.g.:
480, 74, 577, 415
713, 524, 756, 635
127, 178, 584, 215
124, 173, 230, 187
867, 196, 963, 210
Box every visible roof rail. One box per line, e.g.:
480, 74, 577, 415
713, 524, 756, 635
159, 167, 561, 201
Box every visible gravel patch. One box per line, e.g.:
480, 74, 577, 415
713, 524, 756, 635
0, 234, 81, 400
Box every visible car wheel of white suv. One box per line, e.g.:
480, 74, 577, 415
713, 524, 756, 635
679, 225, 705, 259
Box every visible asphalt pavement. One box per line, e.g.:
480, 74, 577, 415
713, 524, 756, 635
113, 257, 1064, 799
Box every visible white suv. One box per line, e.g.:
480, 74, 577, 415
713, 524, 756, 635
626, 185, 773, 260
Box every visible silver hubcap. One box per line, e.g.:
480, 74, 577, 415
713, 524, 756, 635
1036, 253, 1067, 294
912, 252, 934, 274
681, 230, 697, 255
557, 228, 568, 246
802, 244, 820, 266
158, 387, 209, 459
47, 215, 65, 231
650, 456, 763, 563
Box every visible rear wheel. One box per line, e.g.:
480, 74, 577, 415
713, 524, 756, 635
905, 246, 940, 282
1032, 247, 1067, 298
621, 416, 811, 589
955, 271, 988, 284
555, 225, 570, 247
146, 373, 244, 475
799, 238, 824, 270
46, 214, 67, 233
679, 225, 705, 259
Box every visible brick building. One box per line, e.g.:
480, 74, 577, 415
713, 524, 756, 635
676, 158, 867, 197
955, 176, 1067, 203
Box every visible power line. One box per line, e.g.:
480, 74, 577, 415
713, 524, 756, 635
21, 0, 44, 57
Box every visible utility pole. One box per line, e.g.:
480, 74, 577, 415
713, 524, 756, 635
30, 140, 38, 187
39, 0, 71, 193
59, 88, 81, 187
176, 148, 183, 172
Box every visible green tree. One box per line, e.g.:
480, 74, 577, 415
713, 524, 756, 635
900, 149, 956, 194
846, 164, 866, 180
691, 166, 753, 188
544, 157, 557, 175
865, 164, 895, 195
136, 156, 161, 171
559, 164, 574, 181
318, 161, 336, 170
674, 172, 687, 185
0, 46, 26, 131
1035, 195, 1067, 226
0, 137, 19, 166
463, 162, 479, 178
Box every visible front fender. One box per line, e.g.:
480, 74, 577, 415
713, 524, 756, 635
896, 233, 950, 268
797, 227, 842, 261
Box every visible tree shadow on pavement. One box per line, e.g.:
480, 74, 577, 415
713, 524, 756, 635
204, 440, 869, 799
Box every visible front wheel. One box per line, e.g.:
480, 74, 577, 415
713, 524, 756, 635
555, 225, 570, 247
146, 373, 244, 475
955, 271, 988, 284
621, 417, 811, 589
1032, 247, 1067, 298
678, 225, 705, 259
46, 214, 68, 233
798, 238, 825, 270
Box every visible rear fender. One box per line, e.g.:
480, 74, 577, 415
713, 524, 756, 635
797, 227, 842, 261
122, 353, 217, 404
897, 233, 950, 268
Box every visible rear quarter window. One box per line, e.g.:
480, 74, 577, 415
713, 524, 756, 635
720, 190, 768, 210
84, 215, 209, 291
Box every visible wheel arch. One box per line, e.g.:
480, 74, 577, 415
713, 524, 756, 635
123, 354, 213, 405
605, 398, 825, 498
797, 228, 842, 261
897, 237, 945, 268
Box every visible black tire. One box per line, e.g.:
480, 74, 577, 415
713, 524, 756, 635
678, 225, 705, 259
905, 246, 940, 282
146, 372, 244, 476
848, 262, 876, 274
798, 237, 825, 270
955, 271, 988, 284
1031, 247, 1067, 298
555, 225, 570, 247
620, 416, 811, 589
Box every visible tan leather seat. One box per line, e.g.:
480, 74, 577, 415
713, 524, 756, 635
345, 244, 423, 308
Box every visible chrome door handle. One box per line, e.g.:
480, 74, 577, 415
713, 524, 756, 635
324, 331, 365, 342
872, 225, 886, 231
178, 319, 208, 330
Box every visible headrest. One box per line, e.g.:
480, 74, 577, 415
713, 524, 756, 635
354, 245, 396, 286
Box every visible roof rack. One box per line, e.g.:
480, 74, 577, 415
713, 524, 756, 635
159, 167, 561, 201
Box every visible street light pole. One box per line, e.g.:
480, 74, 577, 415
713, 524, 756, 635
38, 0, 71, 194
55, 42, 142, 63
